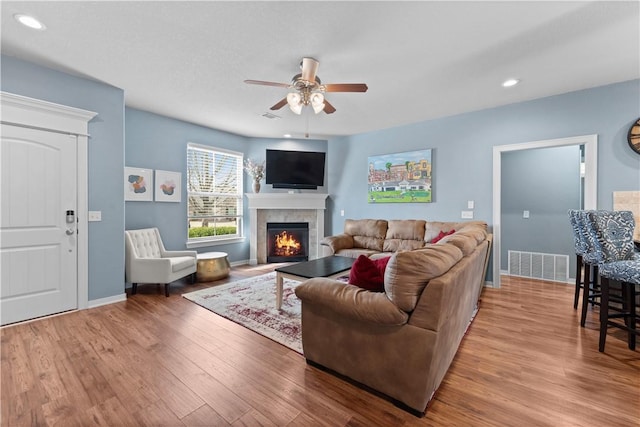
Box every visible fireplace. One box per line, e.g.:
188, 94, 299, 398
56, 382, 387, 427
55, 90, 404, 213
266, 222, 309, 263
246, 193, 328, 265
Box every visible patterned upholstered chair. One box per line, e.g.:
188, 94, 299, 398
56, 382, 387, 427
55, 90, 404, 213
568, 210, 594, 310
125, 227, 197, 297
576, 210, 604, 326
585, 210, 639, 351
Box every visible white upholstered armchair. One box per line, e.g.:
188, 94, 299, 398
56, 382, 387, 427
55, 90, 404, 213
125, 227, 197, 297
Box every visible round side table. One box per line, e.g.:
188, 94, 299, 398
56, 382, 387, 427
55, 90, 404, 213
196, 252, 230, 282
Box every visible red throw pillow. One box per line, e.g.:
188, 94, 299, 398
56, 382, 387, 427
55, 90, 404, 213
431, 229, 455, 243
348, 255, 390, 292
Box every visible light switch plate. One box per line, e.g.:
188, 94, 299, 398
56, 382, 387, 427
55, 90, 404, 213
523, 210, 530, 219
88, 211, 102, 221
461, 210, 474, 219
467, 200, 474, 209
340, 210, 345, 217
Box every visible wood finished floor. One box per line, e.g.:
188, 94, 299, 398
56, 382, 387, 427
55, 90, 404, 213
2, 267, 639, 426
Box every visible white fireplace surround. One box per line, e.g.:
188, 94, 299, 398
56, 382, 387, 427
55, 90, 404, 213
245, 193, 329, 265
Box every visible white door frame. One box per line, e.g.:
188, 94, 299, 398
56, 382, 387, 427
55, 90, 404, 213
1, 91, 97, 310
492, 134, 598, 288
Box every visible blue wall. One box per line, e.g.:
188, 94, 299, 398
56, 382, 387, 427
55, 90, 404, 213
501, 146, 581, 272
1, 55, 125, 301
326, 80, 640, 236
245, 137, 329, 192
124, 108, 248, 261
125, 108, 329, 263
3, 52, 638, 299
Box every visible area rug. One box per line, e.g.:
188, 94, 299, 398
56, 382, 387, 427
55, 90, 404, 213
182, 272, 304, 354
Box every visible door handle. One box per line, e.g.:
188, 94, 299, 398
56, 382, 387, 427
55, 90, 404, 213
66, 229, 75, 236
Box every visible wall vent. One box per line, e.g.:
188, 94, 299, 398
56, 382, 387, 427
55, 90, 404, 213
508, 250, 569, 283
261, 112, 281, 119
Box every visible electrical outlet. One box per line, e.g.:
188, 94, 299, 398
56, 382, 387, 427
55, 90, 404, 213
467, 200, 474, 209
340, 209, 345, 217
523, 210, 530, 219
461, 210, 474, 219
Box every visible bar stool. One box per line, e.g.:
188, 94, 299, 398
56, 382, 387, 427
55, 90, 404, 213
568, 210, 595, 310
576, 210, 602, 327
585, 210, 640, 351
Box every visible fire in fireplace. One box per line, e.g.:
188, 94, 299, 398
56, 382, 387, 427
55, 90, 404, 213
266, 222, 309, 263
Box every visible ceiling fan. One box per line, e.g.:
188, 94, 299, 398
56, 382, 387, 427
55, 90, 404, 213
244, 57, 368, 115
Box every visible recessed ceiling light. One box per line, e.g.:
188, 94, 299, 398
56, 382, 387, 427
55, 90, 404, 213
14, 14, 46, 30
502, 79, 520, 88
283, 134, 292, 138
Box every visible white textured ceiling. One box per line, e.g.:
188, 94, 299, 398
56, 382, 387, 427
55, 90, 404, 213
2, 1, 639, 140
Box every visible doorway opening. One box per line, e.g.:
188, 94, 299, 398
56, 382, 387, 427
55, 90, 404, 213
492, 134, 598, 288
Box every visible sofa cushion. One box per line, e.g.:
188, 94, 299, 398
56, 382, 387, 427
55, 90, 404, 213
383, 220, 426, 252
386, 219, 427, 240
348, 255, 390, 292
424, 221, 456, 244
383, 239, 426, 252
335, 248, 380, 259
321, 233, 354, 254
436, 233, 477, 256
454, 226, 487, 244
424, 220, 487, 243
344, 219, 387, 251
385, 244, 463, 312
431, 229, 455, 244
295, 279, 409, 325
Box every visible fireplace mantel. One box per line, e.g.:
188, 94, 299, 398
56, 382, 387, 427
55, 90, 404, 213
246, 193, 329, 265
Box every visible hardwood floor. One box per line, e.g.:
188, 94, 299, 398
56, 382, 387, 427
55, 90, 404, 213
2, 268, 639, 426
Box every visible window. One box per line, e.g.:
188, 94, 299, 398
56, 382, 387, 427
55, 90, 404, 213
187, 143, 243, 245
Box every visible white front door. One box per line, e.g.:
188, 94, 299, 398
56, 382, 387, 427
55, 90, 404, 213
1, 124, 78, 325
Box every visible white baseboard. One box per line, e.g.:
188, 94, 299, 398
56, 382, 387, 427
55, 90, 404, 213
484, 281, 494, 288
87, 293, 127, 308
230, 259, 249, 267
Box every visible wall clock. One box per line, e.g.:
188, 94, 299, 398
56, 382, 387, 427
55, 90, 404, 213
628, 118, 640, 154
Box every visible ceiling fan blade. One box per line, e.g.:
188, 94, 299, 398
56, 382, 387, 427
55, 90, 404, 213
301, 57, 319, 82
244, 79, 291, 88
270, 97, 288, 111
323, 100, 336, 114
324, 83, 368, 93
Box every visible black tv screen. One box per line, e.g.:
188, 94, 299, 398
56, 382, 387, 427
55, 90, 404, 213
265, 149, 326, 189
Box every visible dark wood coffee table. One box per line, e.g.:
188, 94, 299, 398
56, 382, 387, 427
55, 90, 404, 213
274, 255, 355, 309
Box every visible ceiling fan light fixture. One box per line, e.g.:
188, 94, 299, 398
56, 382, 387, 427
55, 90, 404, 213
286, 92, 303, 114
246, 57, 368, 116
310, 93, 325, 114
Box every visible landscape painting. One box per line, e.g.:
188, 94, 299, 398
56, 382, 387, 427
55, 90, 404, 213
368, 149, 432, 203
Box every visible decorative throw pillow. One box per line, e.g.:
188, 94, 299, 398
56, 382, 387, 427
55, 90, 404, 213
431, 229, 455, 243
348, 255, 390, 292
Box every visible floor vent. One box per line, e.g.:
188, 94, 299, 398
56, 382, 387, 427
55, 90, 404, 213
508, 250, 569, 283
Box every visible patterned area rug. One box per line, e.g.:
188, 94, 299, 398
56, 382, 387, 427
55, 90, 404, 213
182, 272, 303, 354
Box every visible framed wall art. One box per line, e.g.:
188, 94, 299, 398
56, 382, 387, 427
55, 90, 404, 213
124, 167, 153, 201
367, 149, 432, 203
155, 170, 182, 202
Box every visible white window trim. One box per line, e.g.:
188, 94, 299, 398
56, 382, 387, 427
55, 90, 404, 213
186, 236, 246, 249
186, 142, 244, 247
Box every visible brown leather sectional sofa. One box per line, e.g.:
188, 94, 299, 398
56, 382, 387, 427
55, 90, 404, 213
294, 219, 492, 414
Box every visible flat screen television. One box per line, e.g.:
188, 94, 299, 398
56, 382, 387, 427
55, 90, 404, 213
265, 149, 326, 189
